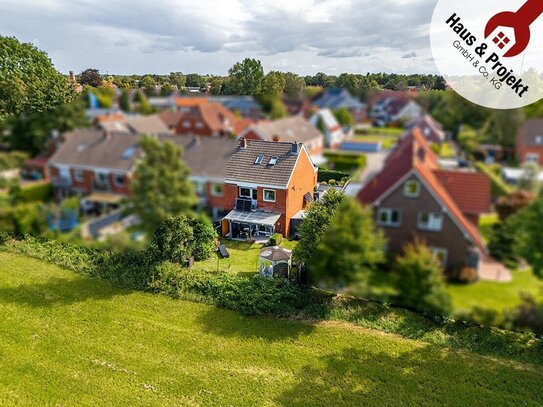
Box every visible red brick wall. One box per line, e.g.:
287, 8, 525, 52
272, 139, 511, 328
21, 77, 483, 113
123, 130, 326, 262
221, 183, 239, 211
243, 130, 261, 141
517, 145, 543, 165
70, 168, 94, 193
109, 173, 131, 195
257, 187, 288, 235
206, 181, 227, 210
175, 117, 214, 137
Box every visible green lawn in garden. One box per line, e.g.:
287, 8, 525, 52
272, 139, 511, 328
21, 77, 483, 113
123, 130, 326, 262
479, 213, 499, 244
352, 135, 398, 149
0, 252, 541, 406
436, 142, 457, 158
194, 239, 298, 276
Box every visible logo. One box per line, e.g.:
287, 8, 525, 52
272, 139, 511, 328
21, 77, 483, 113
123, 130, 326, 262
430, 0, 543, 109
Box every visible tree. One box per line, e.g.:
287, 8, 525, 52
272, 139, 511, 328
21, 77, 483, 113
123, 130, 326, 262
283, 72, 306, 100
126, 136, 198, 231
7, 99, 88, 154
311, 198, 385, 288
334, 108, 354, 127
150, 216, 194, 264
513, 194, 543, 277
185, 73, 205, 88
140, 75, 156, 92
137, 93, 154, 115
269, 98, 288, 119
393, 240, 452, 315
336, 73, 361, 94
228, 58, 265, 95
160, 83, 173, 96
495, 190, 535, 221
483, 109, 525, 148
79, 68, 103, 87
259, 71, 285, 97
293, 189, 344, 267
169, 72, 186, 89
0, 36, 76, 121
186, 217, 216, 261
119, 90, 131, 112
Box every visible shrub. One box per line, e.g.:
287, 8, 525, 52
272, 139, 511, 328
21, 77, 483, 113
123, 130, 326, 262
150, 216, 194, 264
10, 182, 52, 203
323, 152, 367, 173
0, 230, 10, 245
270, 233, 283, 246
455, 267, 478, 284
317, 168, 351, 184
488, 220, 517, 265
186, 217, 216, 261
0, 151, 29, 171
496, 190, 535, 221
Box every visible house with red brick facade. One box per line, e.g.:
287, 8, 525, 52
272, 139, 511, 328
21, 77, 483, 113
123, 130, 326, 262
48, 129, 237, 217
220, 139, 318, 240
357, 129, 491, 274
238, 116, 324, 156
406, 114, 446, 144
516, 119, 543, 165
174, 103, 239, 137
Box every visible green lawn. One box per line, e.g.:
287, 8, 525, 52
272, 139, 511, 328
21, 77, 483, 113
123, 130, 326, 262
448, 269, 543, 313
436, 142, 457, 158
479, 213, 499, 244
194, 239, 298, 276
0, 252, 542, 406
353, 134, 398, 149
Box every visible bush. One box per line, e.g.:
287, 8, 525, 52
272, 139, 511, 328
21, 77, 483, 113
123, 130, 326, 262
0, 151, 29, 171
270, 233, 283, 246
323, 152, 367, 173
150, 216, 194, 264
0, 230, 10, 245
187, 217, 216, 261
454, 267, 479, 284
496, 190, 535, 221
317, 168, 351, 184
10, 182, 52, 203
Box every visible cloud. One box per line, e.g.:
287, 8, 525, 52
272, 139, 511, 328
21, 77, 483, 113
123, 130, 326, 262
0, 0, 437, 74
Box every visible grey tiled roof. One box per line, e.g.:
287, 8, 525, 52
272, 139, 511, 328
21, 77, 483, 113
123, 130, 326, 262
518, 119, 543, 147
225, 140, 302, 187
246, 116, 322, 144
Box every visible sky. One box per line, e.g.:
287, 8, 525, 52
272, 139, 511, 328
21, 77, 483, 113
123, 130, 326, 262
0, 0, 438, 75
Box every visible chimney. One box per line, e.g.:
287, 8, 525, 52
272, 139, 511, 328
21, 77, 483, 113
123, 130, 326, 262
291, 142, 299, 155
69, 71, 76, 82
191, 135, 201, 147
272, 134, 280, 142
240, 137, 248, 149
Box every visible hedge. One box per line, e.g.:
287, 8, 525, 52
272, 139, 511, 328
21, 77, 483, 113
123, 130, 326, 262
474, 162, 513, 197
317, 168, 351, 184
18, 182, 53, 203
0, 234, 541, 366
323, 151, 367, 173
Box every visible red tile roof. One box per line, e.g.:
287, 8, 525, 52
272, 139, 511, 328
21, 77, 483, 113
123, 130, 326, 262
433, 170, 491, 215
357, 128, 486, 252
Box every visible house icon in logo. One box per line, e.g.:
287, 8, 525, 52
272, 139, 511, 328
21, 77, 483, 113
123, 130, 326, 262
484, 0, 543, 57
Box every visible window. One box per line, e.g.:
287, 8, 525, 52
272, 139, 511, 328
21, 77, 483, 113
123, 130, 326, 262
183, 120, 191, 128
418, 212, 444, 231
263, 189, 276, 202
526, 153, 540, 163
404, 180, 421, 198
195, 121, 204, 129
192, 181, 205, 194
377, 208, 401, 227
113, 174, 125, 187
430, 247, 448, 266
268, 156, 278, 166
254, 155, 264, 165
211, 183, 224, 197
74, 169, 84, 182
239, 187, 257, 200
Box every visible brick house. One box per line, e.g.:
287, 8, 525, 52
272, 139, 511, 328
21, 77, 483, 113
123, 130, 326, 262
357, 129, 490, 274
406, 114, 446, 144
239, 116, 324, 156
220, 139, 318, 240
48, 129, 237, 216
175, 103, 239, 137
370, 92, 422, 126
516, 119, 543, 165
312, 88, 367, 123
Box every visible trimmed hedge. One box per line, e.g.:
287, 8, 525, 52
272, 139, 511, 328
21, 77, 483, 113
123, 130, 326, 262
18, 182, 53, 202
324, 152, 367, 173
474, 162, 513, 197
317, 168, 351, 184
0, 235, 542, 366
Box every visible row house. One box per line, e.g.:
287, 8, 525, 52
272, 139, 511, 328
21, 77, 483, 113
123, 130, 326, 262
516, 119, 543, 165
357, 129, 491, 274
239, 116, 324, 156
312, 88, 367, 123
220, 139, 318, 240
48, 129, 237, 218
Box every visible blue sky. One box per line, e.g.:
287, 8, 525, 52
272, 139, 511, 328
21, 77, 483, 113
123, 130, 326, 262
0, 0, 438, 75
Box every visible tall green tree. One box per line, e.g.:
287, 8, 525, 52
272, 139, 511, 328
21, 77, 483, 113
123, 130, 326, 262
293, 189, 344, 267
259, 71, 285, 97
228, 58, 265, 95
283, 72, 306, 100
7, 99, 88, 154
393, 240, 452, 315
169, 72, 186, 89
119, 89, 131, 112
311, 198, 385, 288
334, 108, 354, 127
79, 68, 103, 87
185, 73, 205, 88
0, 36, 76, 121
513, 194, 543, 277
126, 136, 197, 231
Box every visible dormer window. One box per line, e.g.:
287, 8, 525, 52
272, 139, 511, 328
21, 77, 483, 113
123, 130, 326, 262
268, 156, 278, 166
536, 135, 543, 144
254, 155, 264, 165
404, 180, 421, 198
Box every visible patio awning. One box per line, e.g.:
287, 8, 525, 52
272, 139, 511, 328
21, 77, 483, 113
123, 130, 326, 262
223, 210, 281, 226
83, 192, 124, 204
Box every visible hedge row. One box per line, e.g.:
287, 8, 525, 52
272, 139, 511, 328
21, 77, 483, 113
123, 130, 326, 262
323, 152, 367, 173
0, 234, 541, 366
317, 168, 351, 183
17, 182, 53, 202
474, 162, 513, 198
0, 151, 29, 172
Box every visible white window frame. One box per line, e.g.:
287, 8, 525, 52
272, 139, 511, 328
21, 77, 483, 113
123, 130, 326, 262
183, 120, 191, 128
418, 212, 444, 231
192, 181, 205, 194
195, 121, 204, 129
430, 247, 448, 266
377, 208, 401, 227
403, 180, 421, 198
526, 153, 540, 163
74, 168, 84, 182
211, 183, 224, 197
263, 189, 276, 202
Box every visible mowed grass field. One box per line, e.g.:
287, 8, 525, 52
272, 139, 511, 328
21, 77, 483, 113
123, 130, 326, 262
1, 252, 542, 406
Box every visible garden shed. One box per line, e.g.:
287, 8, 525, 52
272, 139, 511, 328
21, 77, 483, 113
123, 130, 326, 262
258, 246, 292, 279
